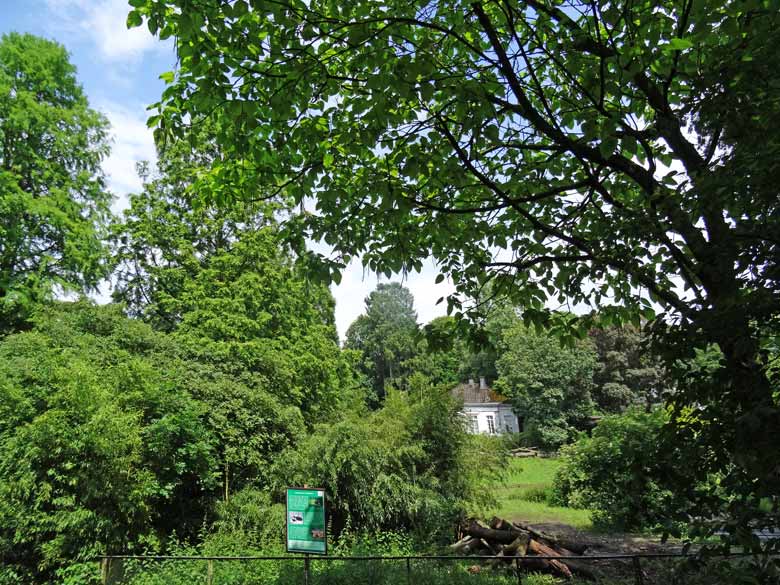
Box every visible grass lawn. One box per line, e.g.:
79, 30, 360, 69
489, 457, 593, 529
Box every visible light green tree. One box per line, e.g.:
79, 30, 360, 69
0, 33, 111, 331
113, 133, 352, 420
495, 320, 597, 449
0, 302, 310, 584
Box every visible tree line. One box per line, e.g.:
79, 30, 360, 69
0, 33, 483, 583
2, 0, 780, 577
346, 281, 667, 448
129, 0, 779, 560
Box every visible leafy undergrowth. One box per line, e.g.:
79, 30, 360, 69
489, 458, 593, 529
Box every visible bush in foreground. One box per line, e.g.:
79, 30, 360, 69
552, 408, 695, 531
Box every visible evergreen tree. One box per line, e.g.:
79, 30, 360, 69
345, 282, 419, 402
0, 33, 111, 331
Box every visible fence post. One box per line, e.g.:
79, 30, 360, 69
406, 556, 411, 585
633, 556, 644, 585
303, 554, 310, 585
515, 557, 522, 585
100, 558, 108, 585
206, 560, 213, 585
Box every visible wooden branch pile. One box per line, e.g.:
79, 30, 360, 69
451, 518, 595, 580
509, 447, 540, 458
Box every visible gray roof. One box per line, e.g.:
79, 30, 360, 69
451, 381, 506, 404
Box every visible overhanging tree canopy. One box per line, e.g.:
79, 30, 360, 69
131, 0, 779, 537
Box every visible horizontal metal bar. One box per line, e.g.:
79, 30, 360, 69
94, 551, 764, 562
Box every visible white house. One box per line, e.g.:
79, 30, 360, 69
451, 378, 520, 435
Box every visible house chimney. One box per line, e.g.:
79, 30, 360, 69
479, 377, 487, 390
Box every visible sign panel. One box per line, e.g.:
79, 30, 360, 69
286, 487, 327, 554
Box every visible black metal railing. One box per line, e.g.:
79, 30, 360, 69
96, 551, 762, 585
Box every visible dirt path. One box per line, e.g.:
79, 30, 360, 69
529, 522, 687, 555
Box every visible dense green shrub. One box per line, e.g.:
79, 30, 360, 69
552, 408, 696, 531
0, 303, 311, 582
271, 387, 503, 540
494, 323, 597, 450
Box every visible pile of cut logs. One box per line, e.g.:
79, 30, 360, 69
451, 517, 595, 579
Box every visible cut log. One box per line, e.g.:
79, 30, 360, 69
488, 534, 530, 568
515, 557, 549, 571
466, 519, 527, 544
504, 534, 530, 557
527, 539, 573, 579
450, 535, 474, 553
479, 538, 500, 555
490, 517, 513, 531
541, 542, 597, 579
454, 516, 594, 579
555, 557, 598, 581
512, 522, 588, 555
510, 448, 540, 458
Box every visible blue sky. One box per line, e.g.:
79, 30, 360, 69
2, 0, 175, 203
1, 0, 454, 338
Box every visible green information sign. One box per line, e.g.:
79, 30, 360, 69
286, 487, 327, 554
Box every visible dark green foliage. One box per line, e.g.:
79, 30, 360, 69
271, 387, 501, 539
658, 342, 780, 552
0, 33, 111, 332
495, 320, 597, 449
344, 283, 420, 402
0, 303, 307, 582
552, 409, 698, 531
589, 325, 669, 413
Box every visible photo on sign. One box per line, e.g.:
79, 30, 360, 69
289, 511, 304, 525
311, 529, 325, 540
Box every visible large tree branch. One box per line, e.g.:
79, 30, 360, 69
435, 97, 692, 317
472, 5, 659, 197
484, 254, 592, 271
473, 2, 728, 298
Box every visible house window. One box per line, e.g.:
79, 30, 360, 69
467, 415, 479, 434
504, 414, 514, 433
486, 415, 496, 434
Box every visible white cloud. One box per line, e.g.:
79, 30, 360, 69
46, 0, 165, 61
98, 100, 157, 211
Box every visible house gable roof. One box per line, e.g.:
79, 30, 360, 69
451, 381, 508, 404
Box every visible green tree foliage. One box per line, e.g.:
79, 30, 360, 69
405, 316, 466, 388
589, 324, 668, 413
413, 315, 500, 388
494, 320, 597, 449
0, 33, 111, 331
113, 136, 351, 420
0, 302, 305, 583
553, 408, 701, 532
345, 283, 419, 401
272, 387, 500, 539
131, 0, 780, 541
